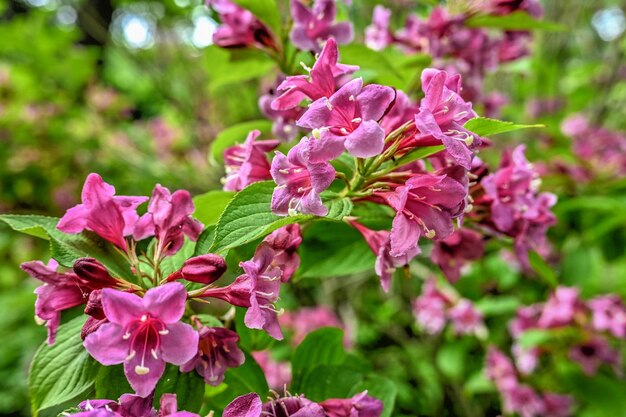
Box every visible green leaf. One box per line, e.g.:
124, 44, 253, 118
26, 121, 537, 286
435, 343, 466, 382
291, 327, 346, 392
474, 296, 521, 316
338, 44, 407, 89
210, 181, 352, 253
349, 376, 398, 417
234, 307, 274, 351
300, 366, 363, 402
154, 366, 205, 413
209, 120, 273, 163
0, 214, 133, 280
193, 191, 236, 227
463, 117, 544, 137
519, 329, 554, 349
29, 316, 99, 415
193, 226, 216, 257
231, 0, 281, 39
392, 145, 445, 168
528, 251, 558, 287
465, 12, 566, 31
95, 365, 132, 400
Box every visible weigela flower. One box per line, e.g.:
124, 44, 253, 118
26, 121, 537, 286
166, 254, 227, 285
447, 299, 486, 337
259, 88, 304, 142
320, 391, 383, 417
223, 393, 262, 417
430, 228, 484, 283
412, 279, 450, 335
222, 130, 280, 191
541, 393, 575, 417
57, 173, 148, 250
351, 220, 419, 292
365, 5, 393, 51
486, 346, 518, 391
21, 259, 117, 344
414, 69, 480, 170
289, 0, 354, 53
75, 393, 199, 417
209, 0, 276, 50
297, 78, 395, 161
538, 286, 583, 328
379, 170, 467, 258
270, 137, 335, 217
588, 295, 626, 338
501, 384, 545, 417
224, 392, 327, 417
272, 38, 358, 111
279, 306, 347, 346
133, 184, 203, 257
181, 326, 245, 385
569, 337, 622, 376
84, 282, 199, 397
262, 224, 303, 282
252, 351, 292, 391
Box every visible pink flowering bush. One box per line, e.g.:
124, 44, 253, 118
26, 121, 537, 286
3, 1, 626, 417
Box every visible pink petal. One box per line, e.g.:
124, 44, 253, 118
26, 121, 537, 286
101, 289, 144, 326
223, 393, 262, 417
144, 282, 187, 323
84, 323, 129, 365
57, 204, 89, 233
160, 322, 199, 365
344, 119, 385, 158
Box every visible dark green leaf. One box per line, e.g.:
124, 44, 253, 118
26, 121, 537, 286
392, 145, 445, 169
193, 191, 236, 227
291, 327, 346, 392
154, 366, 205, 413
300, 365, 363, 402
95, 365, 131, 400
465, 12, 566, 31
464, 117, 543, 137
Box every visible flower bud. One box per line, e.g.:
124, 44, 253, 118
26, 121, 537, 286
73, 257, 118, 288
81, 316, 107, 340
84, 290, 105, 320
169, 254, 227, 285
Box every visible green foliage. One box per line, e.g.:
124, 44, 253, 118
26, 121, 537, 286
154, 366, 206, 413
463, 117, 544, 137
29, 316, 99, 416
465, 11, 566, 31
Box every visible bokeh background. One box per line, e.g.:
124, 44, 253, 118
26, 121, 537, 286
1, 0, 625, 415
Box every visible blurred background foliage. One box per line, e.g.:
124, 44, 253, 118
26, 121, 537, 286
0, 0, 625, 415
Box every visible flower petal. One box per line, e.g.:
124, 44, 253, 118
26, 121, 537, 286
101, 289, 144, 326
144, 282, 187, 323
84, 323, 129, 365
160, 322, 199, 365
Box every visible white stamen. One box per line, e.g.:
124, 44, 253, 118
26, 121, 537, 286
135, 365, 150, 375
349, 95, 355, 101
299, 61, 312, 73
151, 349, 158, 360
123, 332, 131, 340
324, 98, 333, 111
126, 350, 136, 361
140, 315, 147, 322
279, 169, 290, 174
340, 127, 349, 135
312, 128, 322, 140
351, 117, 362, 123
425, 229, 436, 239
159, 329, 169, 335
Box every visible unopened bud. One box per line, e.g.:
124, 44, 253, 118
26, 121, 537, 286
73, 258, 117, 287
84, 290, 105, 320
171, 254, 227, 285
81, 317, 107, 340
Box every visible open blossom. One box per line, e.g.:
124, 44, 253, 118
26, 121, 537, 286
75, 393, 199, 417
209, 0, 276, 50
365, 5, 393, 51
133, 184, 203, 257
297, 78, 395, 161
320, 392, 383, 417
222, 130, 280, 191
272, 38, 358, 111
262, 224, 303, 282
181, 326, 245, 386
430, 228, 484, 283
588, 295, 626, 338
412, 279, 450, 334
57, 173, 148, 250
569, 337, 622, 376
270, 137, 335, 217
501, 384, 545, 417
351, 220, 419, 292
259, 88, 304, 142
84, 283, 199, 397
448, 299, 486, 337
481, 145, 557, 268
225, 393, 326, 417
290, 0, 354, 52
538, 286, 583, 328
414, 69, 479, 170
379, 169, 467, 258
280, 306, 347, 346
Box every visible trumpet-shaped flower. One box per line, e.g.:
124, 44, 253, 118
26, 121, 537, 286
297, 78, 395, 161
57, 173, 148, 250
209, 0, 276, 50
223, 130, 280, 191
84, 283, 199, 397
290, 0, 354, 52
270, 137, 335, 217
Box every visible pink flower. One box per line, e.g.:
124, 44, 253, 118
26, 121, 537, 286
133, 184, 203, 257
511, 343, 539, 375
320, 391, 383, 417
272, 38, 358, 111
412, 279, 450, 335
486, 346, 517, 391
297, 78, 395, 161
270, 137, 335, 217
414, 69, 480, 170
569, 337, 622, 376
223, 130, 280, 191
541, 393, 574, 417
251, 351, 292, 391
181, 326, 245, 385
351, 220, 419, 292
538, 287, 583, 328
262, 224, 303, 282
259, 87, 304, 142
83, 283, 199, 397
223, 393, 262, 417
209, 0, 276, 50
75, 393, 200, 417
279, 306, 346, 346
508, 305, 541, 338
501, 384, 545, 417
57, 173, 148, 250
262, 395, 326, 417
431, 228, 484, 282
289, 0, 354, 52
365, 6, 393, 51
448, 299, 486, 337
588, 295, 626, 338
166, 254, 227, 285
379, 169, 467, 258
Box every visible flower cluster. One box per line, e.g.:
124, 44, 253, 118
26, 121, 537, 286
412, 279, 486, 337
509, 287, 626, 377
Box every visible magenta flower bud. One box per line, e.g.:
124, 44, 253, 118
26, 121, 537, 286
74, 258, 118, 288
85, 290, 106, 320
320, 391, 383, 417
81, 317, 107, 341
169, 254, 227, 285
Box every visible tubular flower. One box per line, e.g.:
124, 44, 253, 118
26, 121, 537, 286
270, 137, 335, 217
272, 38, 358, 111
379, 171, 467, 258
365, 5, 393, 51
222, 130, 280, 191
133, 184, 203, 257
320, 391, 383, 417
289, 0, 354, 53
208, 0, 276, 50
262, 224, 303, 282
166, 254, 227, 285
181, 326, 245, 386
259, 88, 304, 142
297, 78, 395, 161
84, 283, 199, 397
57, 173, 148, 250
414, 69, 480, 170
